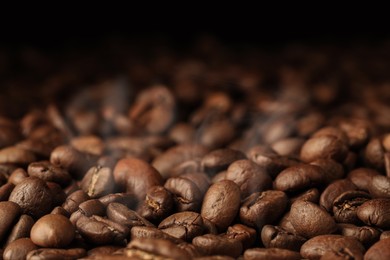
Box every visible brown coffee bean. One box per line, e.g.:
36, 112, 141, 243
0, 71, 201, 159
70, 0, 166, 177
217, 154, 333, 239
226, 159, 272, 199
193, 234, 243, 258
170, 159, 203, 177
70, 135, 104, 156
368, 174, 390, 198
338, 119, 370, 148
290, 200, 337, 238
99, 193, 137, 209
333, 191, 371, 224
26, 248, 87, 260
9, 177, 52, 219
126, 238, 191, 259
47, 182, 67, 206
364, 238, 390, 260
0, 146, 37, 165
312, 126, 349, 143
27, 161, 72, 187
0, 182, 14, 201
113, 157, 163, 201
261, 225, 306, 252
197, 119, 236, 149
70, 199, 106, 225
31, 214, 75, 248
201, 148, 247, 176
6, 214, 34, 245
130, 226, 184, 244
240, 190, 288, 230
274, 164, 324, 192
290, 188, 320, 205
365, 138, 385, 171
0, 201, 21, 243
3, 238, 38, 260
271, 137, 305, 157
357, 198, 390, 229
338, 223, 380, 247
8, 168, 28, 186
380, 231, 390, 240
202, 216, 218, 235
310, 158, 345, 184
169, 122, 196, 144
243, 248, 301, 260
300, 235, 365, 260
300, 135, 348, 163
347, 168, 380, 191
225, 224, 257, 250
319, 179, 357, 212
201, 180, 241, 232
158, 211, 203, 242
137, 186, 173, 223
278, 211, 298, 236
62, 190, 90, 214
51, 206, 69, 217
80, 166, 116, 198
107, 202, 153, 229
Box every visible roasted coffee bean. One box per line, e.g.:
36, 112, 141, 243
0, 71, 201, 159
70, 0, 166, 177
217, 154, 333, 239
193, 234, 243, 258
226, 159, 272, 199
364, 138, 385, 171
8, 168, 28, 185
0, 182, 14, 201
170, 159, 203, 177
87, 246, 122, 257
201, 180, 241, 232
243, 248, 301, 260
310, 158, 345, 184
202, 216, 218, 235
130, 226, 184, 244
312, 126, 349, 143
3, 238, 38, 260
26, 248, 87, 260
126, 238, 191, 259
333, 190, 371, 224
300, 234, 365, 260
240, 190, 288, 230
225, 224, 257, 249
5, 214, 34, 245
320, 249, 362, 260
0, 201, 21, 243
107, 202, 153, 229
290, 188, 320, 205
50, 145, 98, 179
364, 238, 390, 260
80, 166, 115, 198
274, 164, 324, 192
137, 186, 173, 223
177, 242, 203, 258
164, 176, 203, 212
199, 120, 236, 149
31, 214, 75, 248
319, 179, 357, 212
271, 137, 305, 158
99, 193, 137, 209
338, 223, 380, 247
70, 135, 104, 156
70, 199, 106, 225
380, 231, 390, 240
337, 119, 370, 149
300, 135, 348, 163
261, 225, 306, 252
357, 198, 390, 229
76, 215, 129, 245
62, 190, 90, 214
113, 157, 163, 201
0, 146, 37, 165
9, 177, 52, 219
202, 148, 247, 176
211, 171, 227, 184
158, 211, 203, 242
47, 182, 67, 206
152, 144, 209, 179
347, 168, 380, 191
27, 161, 72, 187
368, 174, 390, 198
290, 200, 337, 238
169, 122, 196, 144
181, 172, 211, 195
51, 206, 69, 217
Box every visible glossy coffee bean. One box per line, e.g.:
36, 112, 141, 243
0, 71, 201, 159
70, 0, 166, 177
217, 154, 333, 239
158, 211, 203, 242
8, 168, 28, 186
137, 186, 173, 223
0, 201, 21, 243
333, 190, 371, 224
62, 190, 90, 214
107, 202, 153, 229
225, 224, 257, 250
201, 148, 247, 176
201, 180, 241, 232
130, 226, 184, 244
364, 238, 390, 260
3, 238, 38, 260
126, 238, 191, 259
26, 248, 87, 260
261, 225, 306, 252
300, 135, 348, 163
9, 177, 52, 219
192, 234, 243, 258
319, 179, 357, 212
99, 192, 137, 209
0, 182, 14, 201
5, 214, 34, 245
368, 174, 390, 198
274, 164, 324, 192
30, 214, 75, 248
310, 158, 344, 184
69, 199, 106, 225
243, 248, 301, 260
27, 161, 72, 187
347, 168, 379, 191
357, 198, 390, 229
338, 223, 380, 247
80, 166, 115, 198
289, 188, 320, 205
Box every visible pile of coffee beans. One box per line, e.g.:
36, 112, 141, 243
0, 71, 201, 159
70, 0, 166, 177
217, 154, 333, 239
1, 40, 390, 259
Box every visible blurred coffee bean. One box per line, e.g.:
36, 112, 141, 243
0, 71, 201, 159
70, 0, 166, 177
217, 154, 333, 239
5, 214, 34, 245
310, 158, 344, 184
80, 166, 115, 198
70, 135, 104, 156
158, 211, 203, 242
8, 168, 28, 186
192, 234, 243, 258
3, 238, 38, 260
243, 248, 301, 260
99, 192, 137, 209
201, 148, 246, 176
130, 226, 184, 244
126, 238, 191, 259
0, 182, 14, 201
300, 135, 348, 163
26, 248, 87, 260
271, 137, 305, 158
28, 161, 72, 187
0, 146, 37, 165
368, 174, 390, 198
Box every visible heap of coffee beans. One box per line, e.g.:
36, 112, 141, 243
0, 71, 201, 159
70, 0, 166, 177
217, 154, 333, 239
1, 40, 390, 259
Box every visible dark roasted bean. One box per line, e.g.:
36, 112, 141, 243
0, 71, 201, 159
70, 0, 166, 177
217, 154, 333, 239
357, 198, 390, 229
261, 225, 306, 252
158, 211, 203, 242
80, 166, 116, 198
107, 202, 153, 229
244, 248, 301, 260
193, 234, 243, 258
3, 238, 38, 260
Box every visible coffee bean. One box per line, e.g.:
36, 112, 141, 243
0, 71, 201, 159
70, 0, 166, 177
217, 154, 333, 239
27, 161, 72, 187
26, 248, 87, 260
347, 168, 380, 191
130, 226, 184, 244
87, 246, 122, 257
278, 211, 298, 235
357, 198, 390, 229
8, 168, 28, 186
320, 249, 361, 260
193, 256, 235, 260
380, 231, 390, 240
290, 188, 320, 205
126, 238, 191, 259
0, 182, 14, 201
47, 182, 67, 206
300, 234, 365, 259
319, 179, 357, 212
107, 202, 153, 229
310, 158, 345, 184
290, 200, 337, 238
338, 223, 380, 247
202, 217, 218, 235
170, 159, 203, 177
80, 166, 116, 198
51, 206, 69, 217
201, 180, 241, 232
202, 148, 247, 176
225, 224, 257, 250
31, 214, 75, 248
70, 199, 106, 225
312, 126, 349, 143
176, 242, 203, 258
113, 157, 163, 201
300, 135, 348, 163
193, 234, 243, 258
365, 138, 385, 171
158, 211, 204, 242
364, 238, 390, 260
271, 137, 305, 157
368, 174, 390, 198
274, 164, 324, 192
333, 190, 371, 224
5, 214, 34, 245
169, 122, 196, 144
261, 225, 306, 252
99, 192, 137, 209
0, 146, 37, 165
9, 177, 52, 219
226, 159, 272, 199
243, 248, 301, 260
3, 238, 38, 260
338, 119, 370, 148
137, 186, 173, 223
76, 215, 129, 245
62, 190, 90, 214
240, 190, 288, 230
70, 135, 104, 156
0, 201, 21, 243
